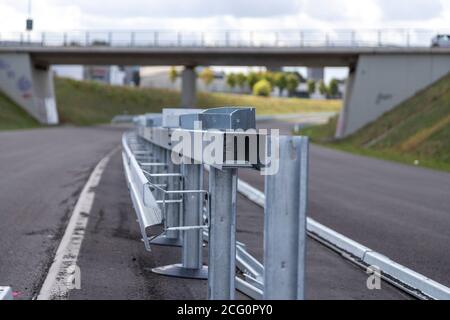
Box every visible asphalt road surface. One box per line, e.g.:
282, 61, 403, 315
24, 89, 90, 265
0, 125, 409, 300
0, 126, 124, 299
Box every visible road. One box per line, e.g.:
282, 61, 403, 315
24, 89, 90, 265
0, 125, 409, 299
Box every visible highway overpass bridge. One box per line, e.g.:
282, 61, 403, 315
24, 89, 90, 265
1, 29, 450, 137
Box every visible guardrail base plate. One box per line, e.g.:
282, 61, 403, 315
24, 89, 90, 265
150, 235, 182, 247
151, 264, 208, 279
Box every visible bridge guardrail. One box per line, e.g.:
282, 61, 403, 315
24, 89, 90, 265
121, 107, 309, 300
1, 29, 449, 48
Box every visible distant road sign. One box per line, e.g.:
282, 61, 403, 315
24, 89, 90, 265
26, 19, 33, 31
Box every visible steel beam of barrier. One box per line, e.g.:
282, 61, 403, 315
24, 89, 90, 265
123, 107, 309, 300
122, 133, 163, 252
0, 286, 13, 300
264, 136, 308, 300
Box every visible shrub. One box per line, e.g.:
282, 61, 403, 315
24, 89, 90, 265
252, 79, 272, 97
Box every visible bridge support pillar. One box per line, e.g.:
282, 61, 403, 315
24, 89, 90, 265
0, 53, 58, 124
336, 54, 450, 138
181, 66, 196, 107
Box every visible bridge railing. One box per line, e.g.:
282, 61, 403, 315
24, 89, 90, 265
0, 29, 448, 48
121, 107, 308, 300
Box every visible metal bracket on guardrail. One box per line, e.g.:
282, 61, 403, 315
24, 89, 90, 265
122, 107, 309, 300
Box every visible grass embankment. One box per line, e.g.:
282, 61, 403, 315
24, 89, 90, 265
55, 77, 341, 125
0, 77, 340, 130
0, 92, 40, 130
300, 72, 450, 173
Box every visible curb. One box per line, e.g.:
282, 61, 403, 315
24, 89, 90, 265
236, 178, 450, 300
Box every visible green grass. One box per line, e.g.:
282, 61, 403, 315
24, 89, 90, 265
55, 77, 341, 125
0, 77, 341, 130
0, 92, 40, 131
299, 72, 450, 173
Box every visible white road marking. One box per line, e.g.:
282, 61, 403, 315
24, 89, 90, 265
36, 146, 120, 300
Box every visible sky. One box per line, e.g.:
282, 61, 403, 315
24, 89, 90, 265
1, 0, 450, 31
2, 0, 449, 81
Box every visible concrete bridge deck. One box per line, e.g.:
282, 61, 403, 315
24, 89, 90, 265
1, 45, 450, 67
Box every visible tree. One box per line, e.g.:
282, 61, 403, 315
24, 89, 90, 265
307, 80, 316, 95
199, 67, 215, 87
226, 73, 237, 89
319, 80, 328, 96
247, 72, 260, 90
169, 66, 178, 83
274, 72, 288, 96
328, 78, 339, 97
263, 72, 276, 87
286, 73, 300, 96
236, 73, 247, 89
252, 79, 272, 97
132, 70, 140, 87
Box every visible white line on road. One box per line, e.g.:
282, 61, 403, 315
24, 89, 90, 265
36, 146, 120, 300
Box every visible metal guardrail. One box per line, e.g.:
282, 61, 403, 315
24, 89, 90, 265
1, 29, 448, 48
0, 287, 13, 300
122, 107, 309, 300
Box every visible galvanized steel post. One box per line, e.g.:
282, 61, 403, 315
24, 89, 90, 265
182, 163, 205, 270
208, 167, 238, 300
263, 136, 308, 300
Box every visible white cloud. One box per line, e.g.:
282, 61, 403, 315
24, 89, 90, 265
1, 0, 450, 32
377, 0, 442, 21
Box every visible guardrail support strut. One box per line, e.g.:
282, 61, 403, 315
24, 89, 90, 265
152, 162, 208, 279
150, 149, 182, 247
263, 136, 308, 300
208, 167, 238, 300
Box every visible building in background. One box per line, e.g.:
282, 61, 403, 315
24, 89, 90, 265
53, 65, 139, 86
307, 67, 325, 81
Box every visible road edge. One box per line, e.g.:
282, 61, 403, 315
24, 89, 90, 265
36, 146, 120, 300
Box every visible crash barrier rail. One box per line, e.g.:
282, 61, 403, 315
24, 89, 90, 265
121, 107, 308, 300
0, 287, 13, 300
1, 29, 449, 48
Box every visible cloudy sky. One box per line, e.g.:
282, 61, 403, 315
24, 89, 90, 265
1, 0, 450, 31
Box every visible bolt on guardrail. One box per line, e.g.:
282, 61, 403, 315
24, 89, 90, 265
122, 107, 309, 300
